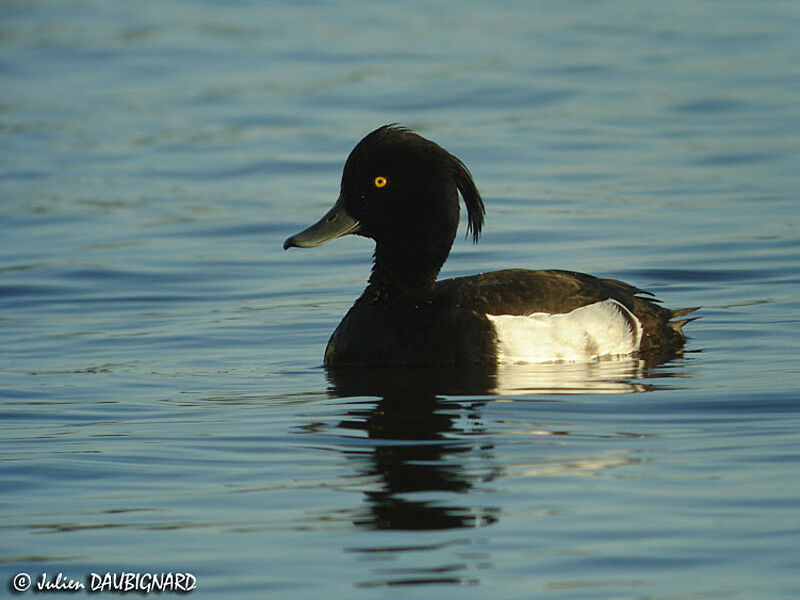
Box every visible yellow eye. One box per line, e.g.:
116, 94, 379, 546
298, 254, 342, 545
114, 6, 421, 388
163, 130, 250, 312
374, 176, 388, 188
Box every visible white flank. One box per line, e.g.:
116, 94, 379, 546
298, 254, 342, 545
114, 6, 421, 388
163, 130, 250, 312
487, 299, 642, 364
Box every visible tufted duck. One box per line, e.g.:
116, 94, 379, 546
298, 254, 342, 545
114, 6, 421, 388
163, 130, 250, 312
284, 125, 697, 366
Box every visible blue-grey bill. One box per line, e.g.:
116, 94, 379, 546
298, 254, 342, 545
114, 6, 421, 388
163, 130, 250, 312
283, 198, 361, 250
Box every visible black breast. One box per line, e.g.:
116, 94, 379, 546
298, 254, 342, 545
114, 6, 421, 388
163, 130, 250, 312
324, 291, 496, 366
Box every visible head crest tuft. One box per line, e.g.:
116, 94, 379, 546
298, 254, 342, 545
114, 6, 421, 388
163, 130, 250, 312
451, 155, 484, 242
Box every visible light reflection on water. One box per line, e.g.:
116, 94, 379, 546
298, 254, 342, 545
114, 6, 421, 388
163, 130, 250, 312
2, 1, 799, 598
494, 357, 652, 395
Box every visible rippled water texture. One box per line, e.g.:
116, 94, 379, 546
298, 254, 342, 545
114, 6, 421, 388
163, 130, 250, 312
2, 1, 799, 598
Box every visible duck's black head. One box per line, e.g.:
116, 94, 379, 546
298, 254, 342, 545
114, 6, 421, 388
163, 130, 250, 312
284, 125, 484, 289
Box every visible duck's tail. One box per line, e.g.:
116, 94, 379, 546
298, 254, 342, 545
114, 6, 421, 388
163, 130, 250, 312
669, 306, 701, 336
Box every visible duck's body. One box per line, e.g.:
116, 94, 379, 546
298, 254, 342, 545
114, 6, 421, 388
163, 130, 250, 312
326, 269, 690, 366
284, 126, 696, 366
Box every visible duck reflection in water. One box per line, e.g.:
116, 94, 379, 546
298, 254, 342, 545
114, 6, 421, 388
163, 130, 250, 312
325, 364, 501, 531
317, 354, 682, 532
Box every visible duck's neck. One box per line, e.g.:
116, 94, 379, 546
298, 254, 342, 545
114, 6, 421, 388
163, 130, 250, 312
365, 231, 455, 300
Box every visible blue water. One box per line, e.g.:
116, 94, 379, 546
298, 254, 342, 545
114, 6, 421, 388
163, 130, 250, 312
2, 1, 799, 598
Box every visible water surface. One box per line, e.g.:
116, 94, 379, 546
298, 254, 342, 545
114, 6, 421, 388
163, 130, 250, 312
2, 1, 799, 598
